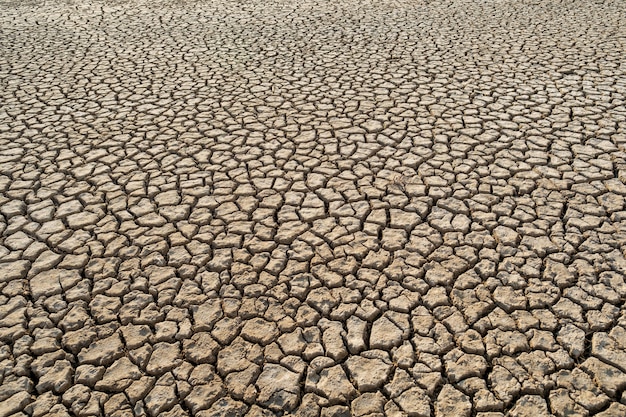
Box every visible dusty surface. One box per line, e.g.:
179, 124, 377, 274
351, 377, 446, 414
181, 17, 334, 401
1, 0, 626, 416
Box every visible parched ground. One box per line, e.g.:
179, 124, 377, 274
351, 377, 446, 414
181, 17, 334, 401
1, 0, 626, 416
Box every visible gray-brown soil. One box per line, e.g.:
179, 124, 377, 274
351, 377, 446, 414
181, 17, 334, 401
1, 0, 626, 416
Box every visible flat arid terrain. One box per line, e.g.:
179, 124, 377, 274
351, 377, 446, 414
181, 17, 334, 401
1, 0, 625, 416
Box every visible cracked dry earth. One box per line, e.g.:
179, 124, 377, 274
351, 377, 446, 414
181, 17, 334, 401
1, 0, 626, 417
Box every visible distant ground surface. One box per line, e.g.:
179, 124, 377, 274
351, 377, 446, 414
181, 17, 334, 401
1, 0, 626, 416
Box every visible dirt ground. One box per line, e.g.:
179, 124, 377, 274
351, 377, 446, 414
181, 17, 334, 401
1, 0, 626, 416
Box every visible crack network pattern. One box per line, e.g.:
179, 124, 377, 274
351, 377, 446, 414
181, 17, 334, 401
1, 0, 626, 416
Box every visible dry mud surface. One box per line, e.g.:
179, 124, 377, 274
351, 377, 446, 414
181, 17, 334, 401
1, 0, 626, 416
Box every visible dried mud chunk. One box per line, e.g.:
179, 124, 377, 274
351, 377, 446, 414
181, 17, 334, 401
580, 357, 626, 397
548, 388, 588, 417
184, 381, 226, 414
594, 403, 626, 417
444, 348, 488, 382
256, 363, 301, 411
36, 359, 73, 394
144, 374, 178, 416
488, 365, 520, 405
395, 387, 431, 417
146, 342, 182, 375
0, 391, 32, 416
508, 395, 551, 417
196, 397, 249, 417
78, 333, 124, 366
240, 318, 280, 346
95, 357, 142, 392
556, 324, 586, 358
345, 354, 393, 392
351, 392, 386, 416
30, 269, 80, 300
310, 364, 357, 403
592, 332, 626, 373
0, 260, 30, 283
555, 369, 610, 412
370, 316, 403, 350
435, 384, 471, 417
193, 299, 224, 331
